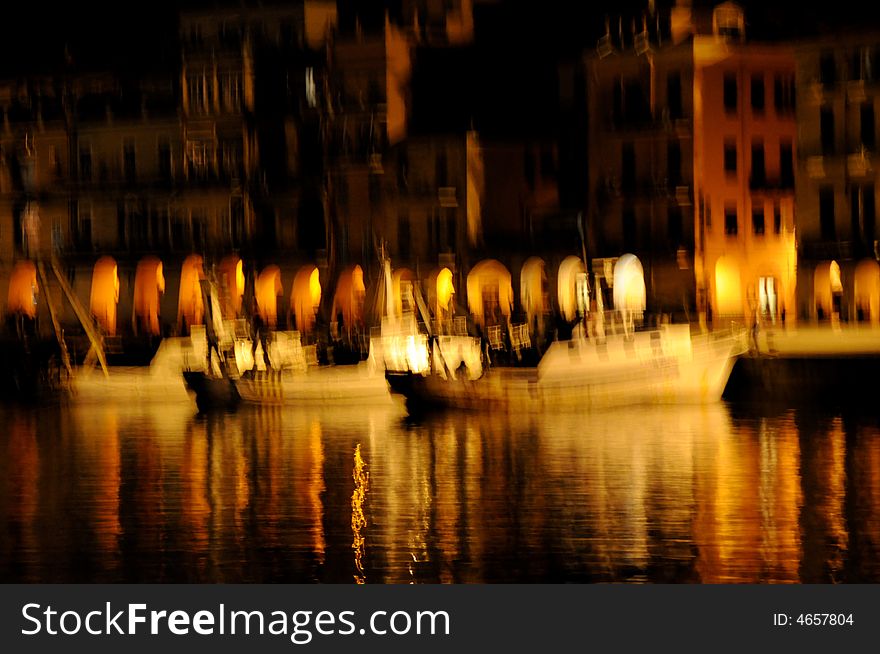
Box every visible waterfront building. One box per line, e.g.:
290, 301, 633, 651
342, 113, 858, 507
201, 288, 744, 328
586, 1, 798, 328
794, 33, 880, 324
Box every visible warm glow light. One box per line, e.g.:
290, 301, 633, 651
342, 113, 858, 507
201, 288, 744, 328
218, 255, 245, 318
391, 268, 416, 317
133, 257, 165, 336
90, 256, 119, 337
177, 254, 205, 332
7, 260, 38, 318
854, 259, 880, 323
331, 264, 366, 329
291, 265, 322, 334
436, 267, 454, 310
520, 257, 546, 321
557, 256, 586, 322
351, 443, 369, 584
256, 265, 283, 329
466, 259, 513, 325
714, 255, 742, 316
613, 254, 646, 312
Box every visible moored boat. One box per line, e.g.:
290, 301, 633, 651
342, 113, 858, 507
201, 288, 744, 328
387, 324, 747, 411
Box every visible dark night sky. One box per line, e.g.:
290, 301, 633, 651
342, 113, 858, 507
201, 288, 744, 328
4, 1, 880, 76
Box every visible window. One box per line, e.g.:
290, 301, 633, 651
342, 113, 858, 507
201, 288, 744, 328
773, 201, 782, 234
623, 208, 636, 248
435, 151, 447, 186
751, 74, 765, 113
852, 184, 876, 243
820, 53, 836, 85
861, 102, 875, 150
667, 71, 683, 120
668, 206, 682, 242
725, 205, 738, 236
398, 213, 411, 258
123, 140, 136, 184
158, 139, 172, 181
612, 75, 623, 122
186, 140, 213, 180
752, 206, 765, 235
820, 187, 835, 240
724, 140, 737, 176
622, 143, 636, 192
774, 74, 795, 114
540, 146, 556, 179
230, 196, 244, 247
851, 47, 875, 82
50, 146, 62, 179
219, 71, 242, 111
79, 146, 92, 181
624, 76, 649, 124
187, 73, 206, 113
780, 140, 794, 187
667, 140, 682, 187
820, 106, 835, 154
305, 67, 317, 108
751, 140, 766, 187
723, 73, 737, 113
72, 201, 92, 250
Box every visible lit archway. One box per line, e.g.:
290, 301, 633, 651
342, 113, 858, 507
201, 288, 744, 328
613, 254, 646, 334
854, 258, 880, 324
520, 257, 547, 323
814, 260, 842, 320
714, 255, 743, 317
177, 254, 205, 333
392, 267, 417, 317
133, 257, 165, 336
331, 264, 366, 331
557, 256, 587, 322
291, 265, 321, 334
90, 256, 119, 336
255, 265, 283, 329
7, 260, 38, 318
426, 267, 455, 319
218, 255, 245, 318
467, 259, 513, 325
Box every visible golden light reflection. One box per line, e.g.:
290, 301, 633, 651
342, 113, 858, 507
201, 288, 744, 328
351, 443, 369, 584
2, 413, 39, 580
801, 417, 848, 582
308, 421, 326, 565
757, 416, 802, 582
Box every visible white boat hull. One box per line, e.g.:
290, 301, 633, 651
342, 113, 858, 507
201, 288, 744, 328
391, 327, 745, 410
234, 363, 392, 405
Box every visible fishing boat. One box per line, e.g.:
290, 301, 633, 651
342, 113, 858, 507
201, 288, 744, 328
386, 323, 747, 411
67, 335, 214, 404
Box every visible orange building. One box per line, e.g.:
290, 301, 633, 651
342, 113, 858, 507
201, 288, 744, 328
587, 1, 798, 327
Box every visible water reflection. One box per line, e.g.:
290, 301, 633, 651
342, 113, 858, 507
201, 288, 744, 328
1, 399, 879, 583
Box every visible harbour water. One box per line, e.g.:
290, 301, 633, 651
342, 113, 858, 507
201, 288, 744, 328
1, 397, 879, 583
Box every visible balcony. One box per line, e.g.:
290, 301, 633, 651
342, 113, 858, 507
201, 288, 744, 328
800, 240, 854, 261
847, 149, 873, 177
748, 175, 795, 192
